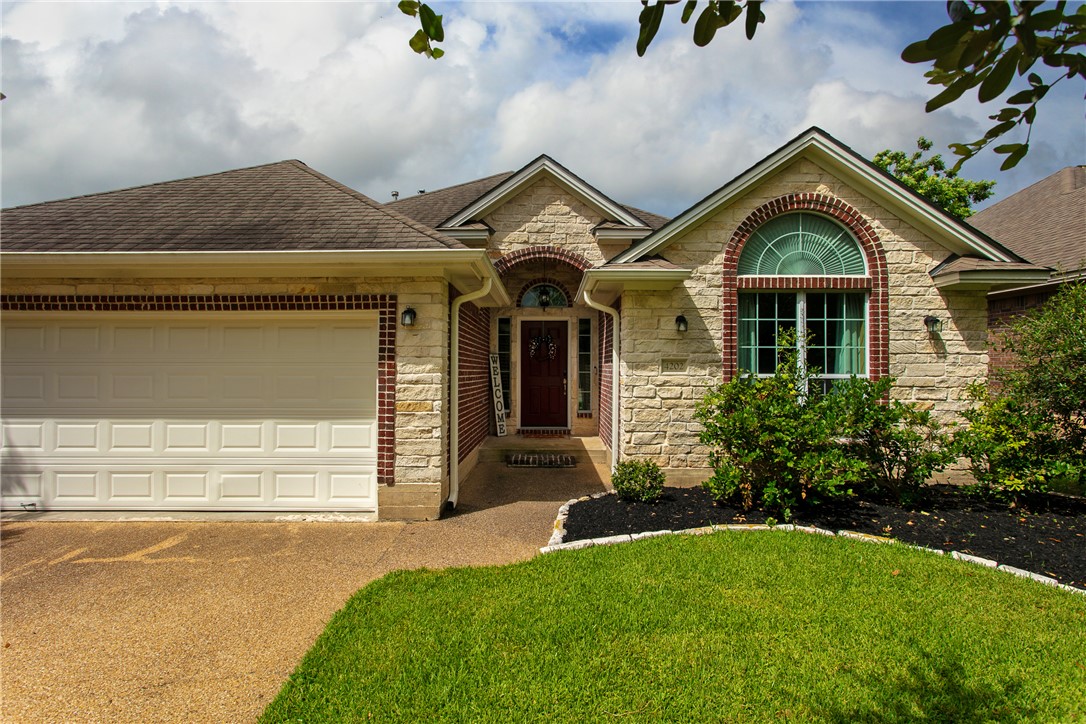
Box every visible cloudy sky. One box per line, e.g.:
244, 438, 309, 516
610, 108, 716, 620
2, 1, 1082, 216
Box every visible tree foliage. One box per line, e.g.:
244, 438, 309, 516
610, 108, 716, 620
872, 137, 995, 218
404, 1, 1084, 172
957, 282, 1086, 498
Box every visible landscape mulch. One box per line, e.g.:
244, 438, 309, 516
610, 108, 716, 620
563, 485, 1086, 590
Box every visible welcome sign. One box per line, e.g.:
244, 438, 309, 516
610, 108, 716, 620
489, 353, 508, 437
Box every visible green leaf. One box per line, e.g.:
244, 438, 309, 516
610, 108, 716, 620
926, 20, 973, 53
925, 76, 974, 112
397, 0, 420, 17
978, 48, 1021, 102
990, 107, 1022, 121
902, 39, 942, 64
419, 4, 444, 42
431, 47, 444, 59
681, 0, 697, 24
637, 2, 666, 56
693, 4, 721, 46
1000, 143, 1029, 170
1028, 72, 1044, 86
409, 29, 430, 55
744, 0, 765, 40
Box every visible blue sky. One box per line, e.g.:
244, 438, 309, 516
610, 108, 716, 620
2, 1, 1082, 216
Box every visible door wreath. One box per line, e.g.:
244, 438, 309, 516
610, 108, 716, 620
529, 334, 558, 361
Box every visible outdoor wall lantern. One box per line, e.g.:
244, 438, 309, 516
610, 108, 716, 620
401, 307, 417, 327
924, 315, 942, 335
675, 315, 689, 332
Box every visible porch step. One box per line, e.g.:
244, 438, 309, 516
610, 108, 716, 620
478, 435, 611, 466
506, 453, 577, 468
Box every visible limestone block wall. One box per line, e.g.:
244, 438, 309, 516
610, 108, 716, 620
485, 178, 609, 264
618, 158, 991, 481
1, 275, 451, 521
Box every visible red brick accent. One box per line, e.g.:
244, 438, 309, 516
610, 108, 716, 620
456, 299, 491, 462
722, 195, 890, 380
515, 277, 575, 307
494, 246, 593, 275
598, 307, 619, 451
1, 293, 399, 485
987, 289, 1055, 379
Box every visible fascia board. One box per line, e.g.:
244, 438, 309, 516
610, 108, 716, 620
933, 268, 1051, 291
444, 157, 644, 229
594, 227, 653, 241
441, 228, 491, 242
576, 267, 692, 301
615, 129, 1016, 265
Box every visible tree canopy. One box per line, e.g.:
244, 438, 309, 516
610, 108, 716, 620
873, 137, 996, 219
401, 0, 1085, 172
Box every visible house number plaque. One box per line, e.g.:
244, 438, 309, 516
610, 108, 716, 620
660, 358, 688, 375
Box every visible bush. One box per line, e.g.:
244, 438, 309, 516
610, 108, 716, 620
832, 376, 956, 504
611, 459, 666, 503
694, 334, 863, 520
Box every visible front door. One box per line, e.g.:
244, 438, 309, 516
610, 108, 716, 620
520, 320, 567, 428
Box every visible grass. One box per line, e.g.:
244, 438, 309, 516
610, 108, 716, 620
262, 532, 1086, 722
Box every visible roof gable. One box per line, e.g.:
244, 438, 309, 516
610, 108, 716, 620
614, 127, 1024, 266
441, 155, 652, 231
1, 160, 467, 253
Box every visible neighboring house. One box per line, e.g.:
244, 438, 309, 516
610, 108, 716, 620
0, 128, 1048, 520
967, 165, 1086, 373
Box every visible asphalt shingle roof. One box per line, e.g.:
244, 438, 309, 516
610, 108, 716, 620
968, 166, 1086, 272
1, 160, 466, 253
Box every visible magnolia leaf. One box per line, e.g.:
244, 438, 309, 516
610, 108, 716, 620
693, 4, 721, 46
681, 0, 697, 24
744, 0, 765, 39
925, 76, 974, 111
397, 0, 420, 16
1000, 143, 1029, 170
902, 38, 942, 63
419, 4, 444, 42
408, 29, 430, 54
637, 2, 666, 56
926, 20, 972, 53
979, 47, 1021, 102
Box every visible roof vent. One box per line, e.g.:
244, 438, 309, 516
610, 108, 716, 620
391, 191, 399, 201
417, 189, 426, 195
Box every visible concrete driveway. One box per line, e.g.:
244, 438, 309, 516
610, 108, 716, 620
0, 463, 607, 723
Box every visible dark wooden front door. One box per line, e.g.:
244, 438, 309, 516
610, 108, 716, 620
520, 320, 568, 428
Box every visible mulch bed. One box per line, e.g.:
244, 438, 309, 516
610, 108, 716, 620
563, 485, 1086, 590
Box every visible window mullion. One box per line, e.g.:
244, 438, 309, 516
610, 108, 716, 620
796, 291, 807, 383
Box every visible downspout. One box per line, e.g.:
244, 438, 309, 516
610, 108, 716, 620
582, 289, 620, 472
448, 276, 493, 509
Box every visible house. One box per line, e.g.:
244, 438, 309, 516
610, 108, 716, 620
966, 165, 1085, 373
0, 128, 1049, 520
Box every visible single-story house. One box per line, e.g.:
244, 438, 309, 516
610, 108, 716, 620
967, 165, 1085, 373
0, 128, 1049, 520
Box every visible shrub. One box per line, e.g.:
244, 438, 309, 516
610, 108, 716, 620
694, 334, 863, 520
831, 376, 956, 504
611, 459, 666, 503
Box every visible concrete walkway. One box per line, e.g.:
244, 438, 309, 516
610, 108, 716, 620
0, 463, 608, 723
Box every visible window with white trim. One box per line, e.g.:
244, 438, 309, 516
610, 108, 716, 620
737, 213, 868, 388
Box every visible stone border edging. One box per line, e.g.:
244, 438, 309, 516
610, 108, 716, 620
543, 492, 1085, 596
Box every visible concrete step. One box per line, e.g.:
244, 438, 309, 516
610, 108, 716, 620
478, 436, 611, 465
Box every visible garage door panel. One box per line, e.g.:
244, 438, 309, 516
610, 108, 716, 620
2, 314, 379, 512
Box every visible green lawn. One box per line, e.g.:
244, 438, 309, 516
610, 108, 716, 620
263, 532, 1086, 723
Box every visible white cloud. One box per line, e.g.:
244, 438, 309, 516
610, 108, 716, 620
1, 0, 1081, 214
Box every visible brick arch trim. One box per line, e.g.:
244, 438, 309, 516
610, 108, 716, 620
722, 194, 889, 381
493, 246, 593, 275
516, 278, 575, 308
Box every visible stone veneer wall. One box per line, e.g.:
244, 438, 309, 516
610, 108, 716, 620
0, 276, 451, 521
619, 159, 990, 483
485, 178, 611, 264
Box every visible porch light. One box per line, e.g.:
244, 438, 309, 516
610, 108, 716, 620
675, 315, 688, 332
924, 315, 942, 335
401, 307, 417, 327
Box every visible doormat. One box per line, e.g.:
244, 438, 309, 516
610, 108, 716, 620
507, 453, 577, 468
517, 428, 570, 438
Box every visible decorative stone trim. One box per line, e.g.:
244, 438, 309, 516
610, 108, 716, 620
721, 195, 890, 382
543, 493, 1084, 595
494, 245, 594, 275
2, 293, 399, 486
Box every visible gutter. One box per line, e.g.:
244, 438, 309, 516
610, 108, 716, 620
448, 276, 493, 509
582, 289, 620, 472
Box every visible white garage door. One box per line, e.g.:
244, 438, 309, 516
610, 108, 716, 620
1, 314, 379, 512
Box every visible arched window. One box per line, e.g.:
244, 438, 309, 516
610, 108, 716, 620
737, 213, 867, 387
521, 283, 568, 309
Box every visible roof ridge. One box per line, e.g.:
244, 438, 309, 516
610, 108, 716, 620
390, 170, 515, 203
287, 162, 467, 249
2, 160, 303, 211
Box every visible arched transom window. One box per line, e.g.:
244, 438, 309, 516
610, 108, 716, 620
737, 213, 867, 387
521, 283, 568, 309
